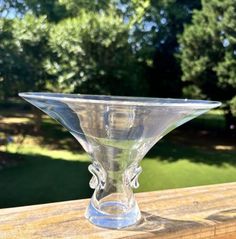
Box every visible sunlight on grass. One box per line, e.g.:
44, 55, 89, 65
214, 145, 235, 151
0, 117, 32, 124
4, 143, 90, 162
137, 158, 236, 192
4, 138, 236, 195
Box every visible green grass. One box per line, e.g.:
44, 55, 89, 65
137, 141, 236, 192
187, 109, 226, 130
7, 143, 89, 162
0, 152, 92, 208
140, 159, 236, 191
0, 109, 235, 208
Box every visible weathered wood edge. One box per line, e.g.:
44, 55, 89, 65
0, 182, 235, 239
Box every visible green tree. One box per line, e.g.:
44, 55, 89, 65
59, 0, 111, 17
47, 10, 147, 95
13, 14, 51, 90
179, 0, 236, 128
0, 13, 51, 129
121, 0, 201, 97
0, 0, 148, 96
0, 0, 201, 98
0, 18, 19, 99
179, 0, 236, 116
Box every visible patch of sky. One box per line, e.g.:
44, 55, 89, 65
160, 39, 165, 44
116, 1, 128, 13
161, 17, 167, 25
220, 30, 225, 36
160, 10, 165, 15
223, 38, 230, 47
143, 21, 158, 32
217, 15, 223, 21
0, 4, 23, 19
124, 16, 129, 24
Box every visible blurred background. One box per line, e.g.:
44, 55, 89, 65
0, 0, 235, 208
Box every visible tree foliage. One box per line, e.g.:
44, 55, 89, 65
179, 0, 236, 104
47, 10, 146, 95
0, 0, 150, 96
127, 0, 201, 97
0, 18, 19, 98
0, 14, 51, 98
3, 0, 234, 110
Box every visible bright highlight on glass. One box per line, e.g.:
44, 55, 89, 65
19, 92, 221, 229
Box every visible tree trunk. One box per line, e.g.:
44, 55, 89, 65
223, 105, 236, 135
32, 107, 42, 133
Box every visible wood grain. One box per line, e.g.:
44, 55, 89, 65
0, 182, 236, 239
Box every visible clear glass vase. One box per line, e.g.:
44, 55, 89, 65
19, 93, 221, 229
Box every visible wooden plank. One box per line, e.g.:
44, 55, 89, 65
0, 182, 235, 239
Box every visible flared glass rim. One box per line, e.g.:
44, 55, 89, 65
19, 92, 221, 109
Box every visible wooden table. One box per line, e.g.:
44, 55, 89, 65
0, 182, 236, 239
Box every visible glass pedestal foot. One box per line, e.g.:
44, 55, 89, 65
85, 200, 141, 229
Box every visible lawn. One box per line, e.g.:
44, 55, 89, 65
0, 104, 235, 208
